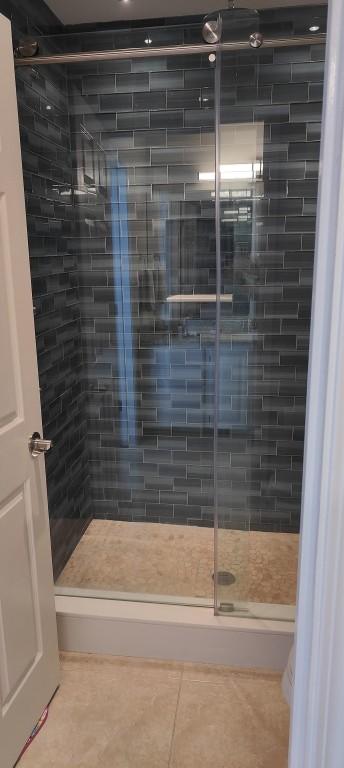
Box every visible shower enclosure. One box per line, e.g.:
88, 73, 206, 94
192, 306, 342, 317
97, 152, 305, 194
14, 4, 326, 618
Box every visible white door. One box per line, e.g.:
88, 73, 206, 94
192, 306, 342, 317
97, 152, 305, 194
0, 14, 60, 768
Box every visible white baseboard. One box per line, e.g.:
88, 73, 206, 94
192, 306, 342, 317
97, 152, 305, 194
55, 596, 294, 671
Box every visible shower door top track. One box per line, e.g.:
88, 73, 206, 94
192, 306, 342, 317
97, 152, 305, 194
14, 33, 326, 66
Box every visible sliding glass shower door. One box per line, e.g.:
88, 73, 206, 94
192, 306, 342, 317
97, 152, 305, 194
54, 51, 218, 603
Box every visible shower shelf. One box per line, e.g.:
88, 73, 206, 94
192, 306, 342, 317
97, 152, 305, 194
166, 294, 233, 303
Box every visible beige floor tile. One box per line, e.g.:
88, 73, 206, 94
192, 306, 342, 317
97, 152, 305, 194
18, 655, 289, 768
169, 672, 289, 768
18, 654, 181, 768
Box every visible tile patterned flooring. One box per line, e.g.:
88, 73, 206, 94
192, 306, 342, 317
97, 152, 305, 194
57, 520, 299, 606
18, 653, 290, 768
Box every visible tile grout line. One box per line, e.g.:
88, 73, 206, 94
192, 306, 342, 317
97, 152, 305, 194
167, 667, 184, 768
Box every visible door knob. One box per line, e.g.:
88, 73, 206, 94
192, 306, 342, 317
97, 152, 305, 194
29, 432, 53, 457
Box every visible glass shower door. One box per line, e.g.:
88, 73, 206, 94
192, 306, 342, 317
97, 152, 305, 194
214, 37, 323, 617
54, 50, 218, 605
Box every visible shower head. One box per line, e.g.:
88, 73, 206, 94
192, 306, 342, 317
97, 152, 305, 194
202, 7, 262, 47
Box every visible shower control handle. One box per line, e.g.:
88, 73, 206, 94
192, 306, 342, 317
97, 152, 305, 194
29, 432, 53, 457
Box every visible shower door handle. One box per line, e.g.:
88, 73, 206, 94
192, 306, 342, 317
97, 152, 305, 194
29, 431, 53, 457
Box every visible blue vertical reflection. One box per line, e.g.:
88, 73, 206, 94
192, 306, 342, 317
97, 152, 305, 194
111, 167, 136, 444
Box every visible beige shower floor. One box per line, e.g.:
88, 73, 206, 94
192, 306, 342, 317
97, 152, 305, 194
57, 520, 298, 606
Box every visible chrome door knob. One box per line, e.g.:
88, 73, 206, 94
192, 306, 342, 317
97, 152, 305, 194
29, 432, 53, 457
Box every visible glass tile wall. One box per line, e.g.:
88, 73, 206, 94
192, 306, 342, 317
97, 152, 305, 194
3, 0, 92, 580
67, 34, 325, 541
16, 62, 91, 579
214, 40, 324, 610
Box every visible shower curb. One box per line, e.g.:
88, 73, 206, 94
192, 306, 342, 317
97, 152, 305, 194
55, 596, 293, 671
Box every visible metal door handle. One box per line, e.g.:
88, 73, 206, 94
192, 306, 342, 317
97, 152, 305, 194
29, 432, 53, 457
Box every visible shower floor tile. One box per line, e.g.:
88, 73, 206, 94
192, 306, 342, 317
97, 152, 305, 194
56, 520, 298, 606
18, 653, 290, 768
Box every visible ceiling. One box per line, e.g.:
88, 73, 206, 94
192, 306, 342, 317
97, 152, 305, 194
44, 0, 326, 27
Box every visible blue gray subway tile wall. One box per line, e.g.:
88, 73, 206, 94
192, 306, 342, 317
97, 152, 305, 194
67, 33, 324, 535
3, 0, 327, 572
0, 0, 91, 577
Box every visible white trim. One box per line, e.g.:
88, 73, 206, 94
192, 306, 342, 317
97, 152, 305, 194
289, 1, 344, 766
55, 596, 293, 671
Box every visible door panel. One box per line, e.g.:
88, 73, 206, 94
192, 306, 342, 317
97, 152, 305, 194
0, 13, 59, 768
0, 196, 23, 429
0, 487, 42, 708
